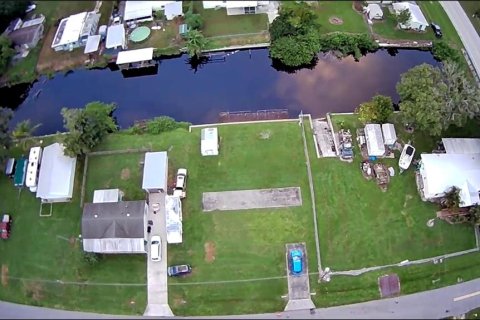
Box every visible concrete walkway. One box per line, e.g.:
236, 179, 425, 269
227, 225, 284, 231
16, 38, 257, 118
2, 278, 480, 319
143, 192, 173, 317
440, 1, 480, 80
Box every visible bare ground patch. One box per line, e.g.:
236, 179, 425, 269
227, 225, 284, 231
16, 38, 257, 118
23, 281, 44, 301
204, 241, 216, 263
329, 16, 344, 25
121, 168, 131, 180
1, 264, 8, 287
172, 295, 187, 308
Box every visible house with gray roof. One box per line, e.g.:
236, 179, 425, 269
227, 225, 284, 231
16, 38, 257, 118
82, 200, 148, 254
7, 15, 45, 52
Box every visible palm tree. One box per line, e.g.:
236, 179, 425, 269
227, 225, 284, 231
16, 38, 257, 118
12, 120, 41, 149
185, 30, 209, 58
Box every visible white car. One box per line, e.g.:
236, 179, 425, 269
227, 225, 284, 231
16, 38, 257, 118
173, 168, 187, 198
150, 236, 161, 261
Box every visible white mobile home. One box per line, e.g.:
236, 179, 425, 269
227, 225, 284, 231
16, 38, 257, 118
364, 124, 385, 157
392, 2, 428, 31
165, 195, 183, 244
142, 151, 168, 193
25, 146, 42, 192
36, 143, 77, 203
202, 1, 270, 15
51, 11, 100, 51
201, 127, 219, 156
123, 1, 182, 23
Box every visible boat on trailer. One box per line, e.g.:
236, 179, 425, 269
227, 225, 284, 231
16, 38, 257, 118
399, 143, 415, 172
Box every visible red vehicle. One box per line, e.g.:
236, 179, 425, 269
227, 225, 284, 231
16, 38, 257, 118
1, 214, 12, 239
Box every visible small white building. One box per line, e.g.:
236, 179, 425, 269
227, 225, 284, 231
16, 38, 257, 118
105, 24, 126, 50
116, 47, 154, 69
381, 123, 397, 147
84, 34, 101, 54
165, 195, 183, 244
202, 1, 270, 15
442, 138, 480, 154
51, 11, 100, 51
25, 146, 42, 192
93, 189, 123, 203
392, 2, 428, 31
364, 124, 385, 157
201, 127, 219, 156
36, 143, 77, 203
367, 3, 383, 20
142, 151, 168, 193
123, 1, 182, 23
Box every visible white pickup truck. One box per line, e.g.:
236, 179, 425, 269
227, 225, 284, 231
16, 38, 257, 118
173, 168, 187, 198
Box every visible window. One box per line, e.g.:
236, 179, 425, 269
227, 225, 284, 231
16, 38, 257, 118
244, 6, 256, 14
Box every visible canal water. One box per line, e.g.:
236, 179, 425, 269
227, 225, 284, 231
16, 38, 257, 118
1, 48, 439, 135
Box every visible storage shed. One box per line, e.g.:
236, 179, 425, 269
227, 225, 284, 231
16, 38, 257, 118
382, 123, 397, 147
201, 127, 219, 156
142, 151, 168, 193
365, 124, 385, 157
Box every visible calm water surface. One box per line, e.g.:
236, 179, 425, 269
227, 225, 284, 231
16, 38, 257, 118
1, 48, 438, 135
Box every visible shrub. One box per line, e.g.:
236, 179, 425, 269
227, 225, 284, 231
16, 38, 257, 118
432, 41, 461, 63
83, 252, 101, 265
318, 33, 378, 60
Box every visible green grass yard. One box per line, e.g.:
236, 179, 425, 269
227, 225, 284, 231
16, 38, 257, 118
460, 1, 480, 37
310, 1, 369, 34
371, 8, 435, 41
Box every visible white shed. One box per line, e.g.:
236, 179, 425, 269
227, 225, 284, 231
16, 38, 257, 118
367, 4, 383, 20
201, 127, 219, 156
382, 123, 397, 146
142, 151, 168, 193
36, 143, 77, 203
365, 124, 385, 157
105, 24, 126, 50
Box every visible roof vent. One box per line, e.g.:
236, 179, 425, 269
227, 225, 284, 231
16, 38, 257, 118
94, 214, 98, 218
126, 213, 130, 217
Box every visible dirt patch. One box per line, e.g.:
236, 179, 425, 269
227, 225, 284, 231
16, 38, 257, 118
353, 1, 364, 13
69, 236, 78, 248
1, 264, 8, 287
172, 295, 187, 308
329, 16, 344, 25
204, 241, 216, 263
259, 130, 272, 140
120, 168, 131, 180
24, 281, 44, 301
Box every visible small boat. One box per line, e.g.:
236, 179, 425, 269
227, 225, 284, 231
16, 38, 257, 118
399, 143, 415, 171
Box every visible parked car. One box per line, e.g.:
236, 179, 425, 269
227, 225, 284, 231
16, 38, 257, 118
431, 22, 442, 38
167, 264, 192, 277
290, 249, 303, 275
173, 168, 187, 198
1, 214, 12, 240
150, 236, 161, 261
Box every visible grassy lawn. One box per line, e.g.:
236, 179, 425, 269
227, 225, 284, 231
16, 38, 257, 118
98, 1, 114, 26
192, 1, 269, 37
372, 8, 435, 41
308, 1, 369, 34
128, 21, 180, 51
460, 1, 480, 37
307, 114, 476, 271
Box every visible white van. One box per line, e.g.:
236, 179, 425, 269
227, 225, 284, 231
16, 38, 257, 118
150, 236, 161, 261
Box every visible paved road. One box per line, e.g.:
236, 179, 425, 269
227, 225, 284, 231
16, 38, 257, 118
2, 276, 480, 318
440, 1, 480, 78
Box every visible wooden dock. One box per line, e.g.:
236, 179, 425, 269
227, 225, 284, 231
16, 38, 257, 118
218, 109, 289, 123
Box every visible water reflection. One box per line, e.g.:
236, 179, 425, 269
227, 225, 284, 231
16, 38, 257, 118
2, 48, 438, 135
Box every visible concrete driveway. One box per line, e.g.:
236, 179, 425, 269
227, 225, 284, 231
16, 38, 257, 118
143, 192, 173, 317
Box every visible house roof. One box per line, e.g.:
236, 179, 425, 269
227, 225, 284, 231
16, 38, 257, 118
393, 2, 428, 26
226, 1, 258, 8
84, 34, 101, 54
142, 151, 168, 190
52, 12, 88, 48
364, 124, 385, 156
82, 200, 146, 239
164, 1, 183, 20
367, 3, 383, 18
124, 1, 153, 21
8, 24, 43, 46
36, 143, 77, 201
105, 24, 125, 49
22, 15, 45, 28
116, 47, 154, 64
420, 153, 480, 207
381, 123, 397, 145
442, 138, 480, 155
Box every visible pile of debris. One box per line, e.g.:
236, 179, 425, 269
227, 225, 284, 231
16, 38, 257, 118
339, 129, 354, 162
373, 163, 390, 192
360, 160, 373, 180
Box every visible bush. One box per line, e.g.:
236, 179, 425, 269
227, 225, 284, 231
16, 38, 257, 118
83, 252, 101, 265
270, 30, 320, 67
318, 33, 378, 60
126, 116, 191, 135
432, 41, 461, 63
185, 11, 203, 30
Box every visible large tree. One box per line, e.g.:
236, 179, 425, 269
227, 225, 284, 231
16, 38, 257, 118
396, 64, 447, 136
396, 8, 411, 26
270, 29, 320, 67
12, 119, 41, 140
61, 102, 118, 157
355, 95, 394, 124
0, 107, 13, 153
0, 36, 14, 75
0, 1, 29, 18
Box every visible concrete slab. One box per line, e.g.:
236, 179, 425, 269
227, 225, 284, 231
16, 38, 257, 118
144, 192, 174, 317
202, 187, 302, 212
284, 242, 315, 312
312, 119, 337, 158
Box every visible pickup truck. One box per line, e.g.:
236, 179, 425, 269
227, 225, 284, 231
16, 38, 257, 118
173, 168, 187, 199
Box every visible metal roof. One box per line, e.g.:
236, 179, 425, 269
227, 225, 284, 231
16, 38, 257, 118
84, 34, 101, 54
93, 189, 121, 203
105, 24, 125, 49
51, 12, 87, 48
142, 151, 168, 190
442, 138, 480, 155
164, 1, 183, 20
116, 47, 154, 65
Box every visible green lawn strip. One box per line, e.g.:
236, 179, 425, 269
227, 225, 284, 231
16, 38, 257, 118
192, 1, 269, 37
98, 1, 114, 26
459, 1, 480, 37
311, 1, 369, 34
3, 47, 41, 85
371, 8, 435, 40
